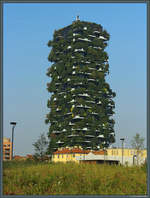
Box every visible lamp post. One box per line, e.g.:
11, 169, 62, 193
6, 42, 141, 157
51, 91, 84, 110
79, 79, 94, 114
10, 122, 17, 160
120, 138, 125, 165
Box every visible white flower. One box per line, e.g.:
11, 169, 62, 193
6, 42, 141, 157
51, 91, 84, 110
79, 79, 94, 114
83, 27, 87, 30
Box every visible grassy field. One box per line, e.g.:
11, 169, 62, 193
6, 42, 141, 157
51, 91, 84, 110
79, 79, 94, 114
3, 160, 147, 195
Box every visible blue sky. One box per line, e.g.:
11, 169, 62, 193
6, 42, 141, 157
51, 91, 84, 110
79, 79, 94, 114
3, 3, 146, 156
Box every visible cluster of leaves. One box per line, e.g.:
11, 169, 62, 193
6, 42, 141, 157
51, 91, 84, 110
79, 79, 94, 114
46, 20, 116, 152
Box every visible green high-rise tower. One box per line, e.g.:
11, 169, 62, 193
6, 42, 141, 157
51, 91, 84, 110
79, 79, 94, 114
46, 18, 116, 153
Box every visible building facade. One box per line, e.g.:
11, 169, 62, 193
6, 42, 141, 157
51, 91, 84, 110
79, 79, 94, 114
3, 138, 12, 160
52, 147, 147, 166
106, 148, 147, 165
52, 147, 105, 163
46, 18, 116, 152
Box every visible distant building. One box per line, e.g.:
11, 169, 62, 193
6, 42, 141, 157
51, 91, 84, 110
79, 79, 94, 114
77, 148, 147, 166
3, 138, 12, 160
52, 147, 147, 166
106, 148, 147, 165
52, 146, 105, 163
14, 155, 26, 161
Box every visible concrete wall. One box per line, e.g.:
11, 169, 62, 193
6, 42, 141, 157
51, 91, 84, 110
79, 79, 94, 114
76, 152, 146, 166
52, 148, 147, 165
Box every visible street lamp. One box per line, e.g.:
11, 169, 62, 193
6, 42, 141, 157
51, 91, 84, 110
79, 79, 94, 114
10, 122, 17, 160
120, 138, 125, 165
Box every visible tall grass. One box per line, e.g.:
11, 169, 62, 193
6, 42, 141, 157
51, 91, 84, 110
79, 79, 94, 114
3, 161, 147, 195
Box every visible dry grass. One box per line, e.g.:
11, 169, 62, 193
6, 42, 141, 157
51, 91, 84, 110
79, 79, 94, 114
3, 160, 147, 195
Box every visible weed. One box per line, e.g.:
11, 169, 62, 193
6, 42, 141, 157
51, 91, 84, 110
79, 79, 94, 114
3, 161, 147, 195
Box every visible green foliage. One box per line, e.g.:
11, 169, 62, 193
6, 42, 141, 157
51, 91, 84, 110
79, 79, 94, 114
3, 162, 147, 195
46, 20, 116, 152
131, 133, 145, 165
131, 133, 145, 151
32, 133, 48, 161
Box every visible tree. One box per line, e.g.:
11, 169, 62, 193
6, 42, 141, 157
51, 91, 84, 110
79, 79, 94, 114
131, 133, 145, 165
46, 19, 116, 153
32, 133, 48, 161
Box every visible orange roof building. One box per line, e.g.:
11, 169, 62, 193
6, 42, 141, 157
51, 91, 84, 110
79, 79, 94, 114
52, 147, 105, 163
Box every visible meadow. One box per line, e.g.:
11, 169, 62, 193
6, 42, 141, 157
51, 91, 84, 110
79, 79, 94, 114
3, 160, 147, 195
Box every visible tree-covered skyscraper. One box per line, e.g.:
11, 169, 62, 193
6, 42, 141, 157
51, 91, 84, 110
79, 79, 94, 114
46, 18, 116, 153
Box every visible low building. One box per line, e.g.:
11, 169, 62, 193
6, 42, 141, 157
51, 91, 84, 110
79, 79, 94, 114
14, 155, 26, 161
3, 138, 12, 160
52, 147, 105, 163
106, 148, 147, 165
76, 152, 119, 165
52, 147, 147, 166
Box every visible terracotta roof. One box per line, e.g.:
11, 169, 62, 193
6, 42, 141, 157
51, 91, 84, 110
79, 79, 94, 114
92, 150, 106, 155
14, 155, 25, 159
26, 154, 34, 159
53, 148, 90, 154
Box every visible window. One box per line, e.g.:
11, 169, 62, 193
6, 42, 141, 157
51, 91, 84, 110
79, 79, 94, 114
5, 149, 10, 152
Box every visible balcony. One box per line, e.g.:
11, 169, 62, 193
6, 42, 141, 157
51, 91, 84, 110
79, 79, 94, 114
52, 131, 61, 134
68, 134, 79, 138
56, 141, 64, 144
85, 135, 95, 138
